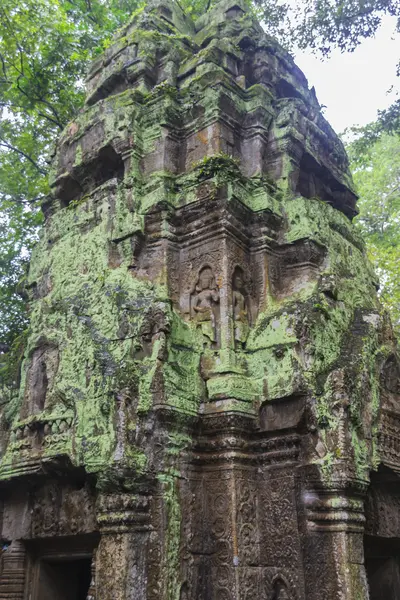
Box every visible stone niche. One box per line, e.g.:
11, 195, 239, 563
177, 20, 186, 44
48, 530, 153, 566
138, 195, 327, 402
139, 196, 278, 394
1, 0, 399, 599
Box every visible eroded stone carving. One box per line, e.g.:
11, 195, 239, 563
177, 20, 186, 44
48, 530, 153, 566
232, 266, 250, 348
86, 550, 97, 600
272, 578, 291, 600
0, 541, 26, 600
23, 344, 59, 417
191, 266, 220, 347
140, 303, 171, 360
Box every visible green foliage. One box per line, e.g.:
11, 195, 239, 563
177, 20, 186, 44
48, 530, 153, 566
257, 0, 400, 55
344, 101, 400, 152
0, 201, 41, 347
0, 0, 218, 356
347, 133, 400, 333
0, 0, 147, 354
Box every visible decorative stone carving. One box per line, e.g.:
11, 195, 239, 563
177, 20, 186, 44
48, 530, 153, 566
272, 578, 291, 600
0, 541, 26, 600
190, 266, 220, 347
22, 344, 59, 417
232, 266, 250, 348
140, 303, 171, 360
86, 550, 97, 600
96, 493, 151, 534
31, 480, 97, 538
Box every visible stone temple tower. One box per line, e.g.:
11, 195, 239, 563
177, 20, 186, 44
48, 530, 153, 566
1, 1, 400, 598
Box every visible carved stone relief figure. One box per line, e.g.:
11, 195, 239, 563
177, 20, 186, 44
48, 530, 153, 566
190, 267, 220, 347
128, 231, 144, 270
322, 369, 350, 459
30, 350, 48, 413
113, 388, 131, 463
272, 578, 291, 600
179, 582, 188, 600
140, 304, 171, 362
23, 344, 59, 417
232, 266, 249, 348
138, 303, 171, 406
251, 48, 273, 88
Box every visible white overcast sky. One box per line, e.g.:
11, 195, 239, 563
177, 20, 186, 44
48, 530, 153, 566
291, 16, 400, 134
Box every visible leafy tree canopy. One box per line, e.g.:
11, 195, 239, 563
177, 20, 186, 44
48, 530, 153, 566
347, 132, 400, 334
0, 0, 217, 356
259, 0, 400, 55
0, 0, 140, 359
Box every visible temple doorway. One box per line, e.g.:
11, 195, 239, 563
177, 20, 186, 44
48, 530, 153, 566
35, 556, 92, 600
25, 532, 98, 600
365, 535, 400, 600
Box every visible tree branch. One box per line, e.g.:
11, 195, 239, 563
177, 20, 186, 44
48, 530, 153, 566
37, 111, 64, 129
15, 77, 64, 129
0, 138, 48, 175
0, 8, 26, 76
0, 51, 7, 81
66, 0, 99, 24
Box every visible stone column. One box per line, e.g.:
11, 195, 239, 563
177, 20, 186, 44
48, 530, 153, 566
300, 468, 369, 600
95, 493, 151, 600
86, 549, 97, 600
0, 540, 26, 600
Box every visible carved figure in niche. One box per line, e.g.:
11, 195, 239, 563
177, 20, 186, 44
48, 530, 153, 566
30, 352, 48, 412
140, 304, 171, 362
138, 303, 171, 405
191, 267, 220, 347
326, 369, 350, 458
232, 266, 249, 348
272, 578, 291, 600
24, 344, 59, 417
129, 230, 144, 270
179, 582, 189, 600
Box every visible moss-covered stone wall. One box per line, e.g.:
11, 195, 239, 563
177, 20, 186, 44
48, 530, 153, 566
1, 2, 399, 599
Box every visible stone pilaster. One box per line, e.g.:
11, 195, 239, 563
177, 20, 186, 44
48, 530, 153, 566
0, 541, 26, 600
95, 493, 151, 600
300, 468, 369, 600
